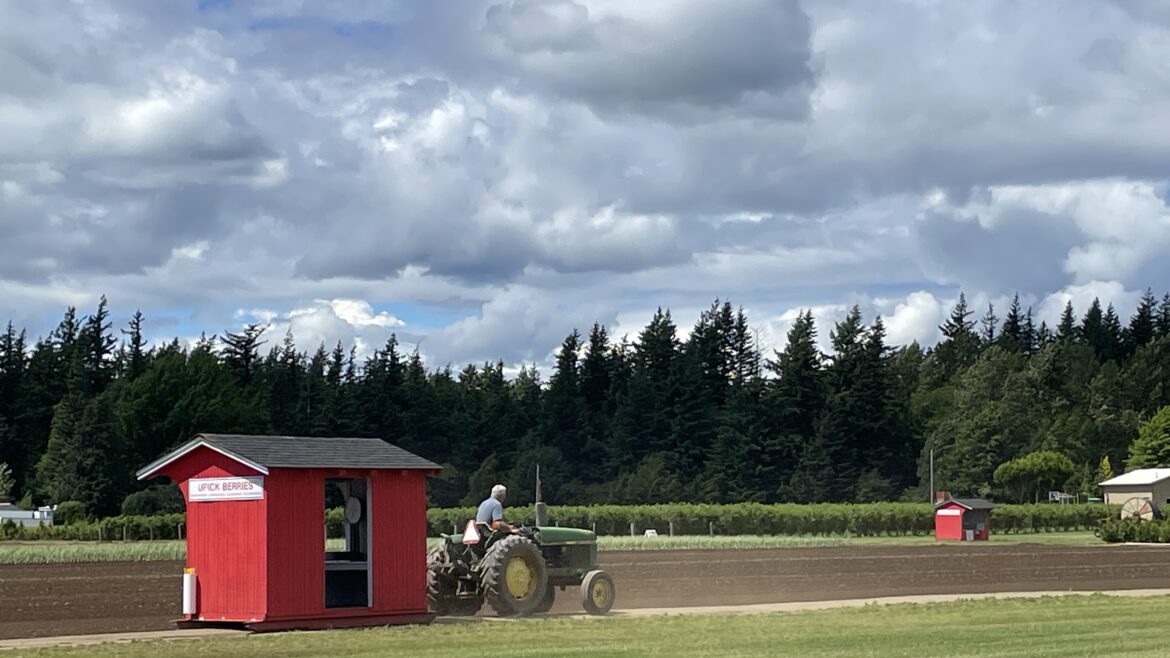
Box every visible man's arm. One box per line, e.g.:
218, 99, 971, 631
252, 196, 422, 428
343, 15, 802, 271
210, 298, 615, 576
489, 502, 518, 533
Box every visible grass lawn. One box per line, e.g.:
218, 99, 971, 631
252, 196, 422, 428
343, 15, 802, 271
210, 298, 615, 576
0, 532, 1104, 564
17, 594, 1170, 657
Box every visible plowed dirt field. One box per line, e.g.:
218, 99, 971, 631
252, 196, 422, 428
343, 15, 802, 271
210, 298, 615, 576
3, 543, 1168, 640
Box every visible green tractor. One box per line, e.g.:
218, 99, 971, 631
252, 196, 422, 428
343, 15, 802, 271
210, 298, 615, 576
425, 488, 615, 617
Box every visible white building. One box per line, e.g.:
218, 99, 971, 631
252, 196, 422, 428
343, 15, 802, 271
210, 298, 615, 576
0, 502, 54, 528
1099, 469, 1170, 507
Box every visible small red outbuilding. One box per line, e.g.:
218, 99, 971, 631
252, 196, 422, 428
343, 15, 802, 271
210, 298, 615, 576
136, 433, 441, 631
934, 496, 996, 541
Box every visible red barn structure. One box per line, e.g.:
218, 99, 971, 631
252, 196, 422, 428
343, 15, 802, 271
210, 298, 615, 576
934, 496, 996, 541
136, 433, 441, 631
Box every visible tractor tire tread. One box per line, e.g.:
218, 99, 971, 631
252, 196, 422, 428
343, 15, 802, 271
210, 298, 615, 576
481, 535, 547, 617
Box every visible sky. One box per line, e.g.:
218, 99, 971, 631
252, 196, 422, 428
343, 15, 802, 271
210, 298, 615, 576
2, 0, 1169, 369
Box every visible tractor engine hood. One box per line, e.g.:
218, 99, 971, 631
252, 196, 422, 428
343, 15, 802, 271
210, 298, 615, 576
534, 526, 596, 544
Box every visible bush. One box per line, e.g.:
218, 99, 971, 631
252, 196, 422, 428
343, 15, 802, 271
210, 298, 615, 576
326, 507, 345, 538
121, 485, 185, 516
1099, 518, 1170, 543
1, 502, 1115, 542
55, 501, 89, 525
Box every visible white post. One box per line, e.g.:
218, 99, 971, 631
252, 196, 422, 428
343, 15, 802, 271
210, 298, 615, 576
182, 570, 197, 616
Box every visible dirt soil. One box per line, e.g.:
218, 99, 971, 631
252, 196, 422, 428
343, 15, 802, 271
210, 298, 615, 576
4, 543, 1170, 640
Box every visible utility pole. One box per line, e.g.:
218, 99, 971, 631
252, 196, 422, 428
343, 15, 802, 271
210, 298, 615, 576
929, 447, 934, 504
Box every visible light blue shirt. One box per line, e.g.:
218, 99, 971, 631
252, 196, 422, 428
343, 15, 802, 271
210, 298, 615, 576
476, 497, 504, 523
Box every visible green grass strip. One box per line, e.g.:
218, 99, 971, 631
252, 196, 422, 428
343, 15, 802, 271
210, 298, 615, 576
15, 593, 1170, 657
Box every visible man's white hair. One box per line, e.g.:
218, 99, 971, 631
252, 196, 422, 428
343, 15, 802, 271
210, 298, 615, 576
491, 484, 507, 498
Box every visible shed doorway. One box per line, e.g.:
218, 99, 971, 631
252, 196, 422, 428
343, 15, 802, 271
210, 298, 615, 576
325, 478, 371, 608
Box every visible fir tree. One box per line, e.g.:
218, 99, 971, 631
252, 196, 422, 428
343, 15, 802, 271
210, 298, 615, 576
221, 323, 267, 385
120, 310, 149, 380
980, 303, 998, 343
1127, 289, 1158, 354
1057, 301, 1078, 342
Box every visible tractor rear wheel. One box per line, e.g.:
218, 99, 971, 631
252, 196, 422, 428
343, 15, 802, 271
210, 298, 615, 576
532, 584, 556, 614
425, 545, 457, 616
480, 535, 548, 616
580, 570, 615, 615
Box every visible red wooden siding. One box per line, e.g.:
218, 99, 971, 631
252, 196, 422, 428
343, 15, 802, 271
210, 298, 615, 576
371, 470, 429, 614
265, 469, 326, 619
155, 447, 432, 625
174, 449, 267, 621
934, 503, 963, 540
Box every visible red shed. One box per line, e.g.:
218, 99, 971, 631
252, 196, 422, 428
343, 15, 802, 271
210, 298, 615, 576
135, 433, 441, 631
934, 497, 996, 541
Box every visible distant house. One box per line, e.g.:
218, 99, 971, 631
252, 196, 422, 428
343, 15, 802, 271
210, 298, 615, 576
1099, 468, 1170, 506
0, 502, 54, 528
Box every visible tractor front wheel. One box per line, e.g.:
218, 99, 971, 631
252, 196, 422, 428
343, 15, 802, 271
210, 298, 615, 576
480, 535, 548, 616
580, 570, 615, 615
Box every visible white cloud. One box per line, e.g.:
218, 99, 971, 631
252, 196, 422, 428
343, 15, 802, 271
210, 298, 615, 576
878, 292, 946, 348
1036, 281, 1142, 326
3, 0, 1170, 369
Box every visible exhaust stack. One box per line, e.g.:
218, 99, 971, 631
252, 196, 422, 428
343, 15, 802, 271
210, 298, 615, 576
534, 464, 548, 526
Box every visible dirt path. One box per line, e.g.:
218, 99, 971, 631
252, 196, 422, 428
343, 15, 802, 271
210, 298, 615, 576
4, 543, 1170, 640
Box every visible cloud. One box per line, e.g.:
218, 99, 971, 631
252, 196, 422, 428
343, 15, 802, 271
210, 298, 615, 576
483, 0, 816, 121
236, 299, 408, 359
3, 0, 1170, 371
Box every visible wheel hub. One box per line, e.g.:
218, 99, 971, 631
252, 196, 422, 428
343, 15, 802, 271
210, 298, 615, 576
505, 556, 535, 599
591, 579, 613, 607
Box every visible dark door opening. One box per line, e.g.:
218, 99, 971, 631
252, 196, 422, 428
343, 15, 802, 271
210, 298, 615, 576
324, 477, 371, 608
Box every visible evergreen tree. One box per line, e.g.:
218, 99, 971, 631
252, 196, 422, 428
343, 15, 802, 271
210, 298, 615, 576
221, 323, 267, 386
542, 330, 591, 474
1101, 304, 1124, 362
1035, 321, 1053, 347
980, 303, 998, 343
764, 311, 822, 499
932, 293, 980, 380
1127, 289, 1158, 353
998, 294, 1025, 352
1022, 307, 1037, 355
1057, 301, 1078, 342
1127, 405, 1170, 469
670, 302, 733, 477
1081, 299, 1106, 357
1158, 293, 1170, 339
120, 310, 149, 380
35, 389, 126, 515
611, 309, 679, 466
801, 306, 868, 502
79, 295, 118, 395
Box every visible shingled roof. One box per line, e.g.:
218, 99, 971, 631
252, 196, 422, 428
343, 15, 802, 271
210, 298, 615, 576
136, 433, 441, 480
936, 497, 997, 511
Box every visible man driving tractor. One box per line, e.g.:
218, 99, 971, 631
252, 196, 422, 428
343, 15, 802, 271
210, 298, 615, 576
476, 484, 518, 534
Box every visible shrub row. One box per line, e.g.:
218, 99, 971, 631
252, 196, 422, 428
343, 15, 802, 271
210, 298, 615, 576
1, 503, 1115, 542
426, 503, 1116, 537
1, 514, 188, 541
1098, 518, 1170, 543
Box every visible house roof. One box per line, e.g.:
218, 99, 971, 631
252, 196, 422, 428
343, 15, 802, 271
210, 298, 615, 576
936, 497, 997, 511
1099, 468, 1170, 487
136, 433, 442, 480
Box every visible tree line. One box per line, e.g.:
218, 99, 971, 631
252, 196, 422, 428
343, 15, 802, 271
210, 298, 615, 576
2, 291, 1170, 517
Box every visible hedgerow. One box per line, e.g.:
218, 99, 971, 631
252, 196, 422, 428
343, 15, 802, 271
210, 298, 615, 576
0, 503, 1115, 542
